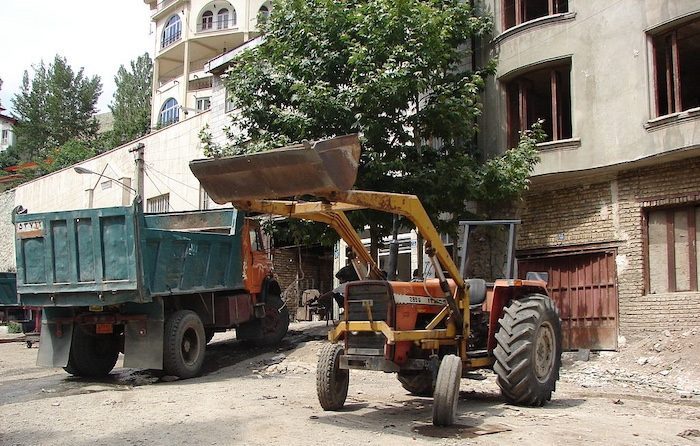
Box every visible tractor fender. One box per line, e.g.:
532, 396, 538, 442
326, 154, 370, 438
485, 281, 549, 352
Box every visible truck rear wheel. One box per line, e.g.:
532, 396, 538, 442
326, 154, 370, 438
64, 326, 119, 378
316, 343, 349, 410
494, 294, 562, 406
238, 295, 290, 346
432, 354, 462, 426
397, 371, 434, 396
258, 295, 289, 345
163, 310, 206, 379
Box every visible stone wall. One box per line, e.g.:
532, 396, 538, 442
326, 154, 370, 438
0, 190, 15, 272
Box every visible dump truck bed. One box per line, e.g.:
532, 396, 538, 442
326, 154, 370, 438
14, 203, 245, 307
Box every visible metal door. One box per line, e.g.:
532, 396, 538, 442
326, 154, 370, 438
519, 250, 618, 350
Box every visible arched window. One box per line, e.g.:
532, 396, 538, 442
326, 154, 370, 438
258, 5, 270, 22
159, 98, 180, 126
201, 11, 213, 31
217, 8, 229, 29
161, 15, 182, 48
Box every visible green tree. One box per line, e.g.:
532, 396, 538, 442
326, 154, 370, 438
46, 139, 96, 173
218, 0, 540, 252
12, 55, 102, 161
109, 53, 153, 147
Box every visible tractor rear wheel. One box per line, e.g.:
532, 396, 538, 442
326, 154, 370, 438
64, 326, 120, 377
494, 294, 562, 406
397, 371, 434, 396
316, 343, 349, 411
432, 354, 462, 426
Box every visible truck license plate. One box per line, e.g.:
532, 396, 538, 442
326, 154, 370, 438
16, 220, 44, 238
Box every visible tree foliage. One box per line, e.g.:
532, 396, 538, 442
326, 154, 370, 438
12, 55, 102, 161
109, 53, 153, 147
214, 0, 541, 248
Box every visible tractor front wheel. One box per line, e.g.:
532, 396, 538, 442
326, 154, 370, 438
494, 294, 562, 406
316, 343, 349, 410
432, 354, 462, 426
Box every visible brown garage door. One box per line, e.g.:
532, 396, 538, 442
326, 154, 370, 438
518, 250, 618, 350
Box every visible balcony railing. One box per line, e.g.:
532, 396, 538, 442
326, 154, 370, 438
197, 18, 237, 33
189, 77, 213, 91
155, 0, 177, 13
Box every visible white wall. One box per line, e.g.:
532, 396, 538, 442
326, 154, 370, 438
14, 112, 213, 213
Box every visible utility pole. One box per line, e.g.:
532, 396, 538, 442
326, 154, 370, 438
130, 143, 145, 198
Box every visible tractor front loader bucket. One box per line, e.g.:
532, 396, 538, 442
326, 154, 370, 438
189, 134, 361, 203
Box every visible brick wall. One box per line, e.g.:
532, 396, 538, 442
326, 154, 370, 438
616, 157, 700, 332
520, 156, 700, 334
519, 181, 617, 250
272, 247, 333, 320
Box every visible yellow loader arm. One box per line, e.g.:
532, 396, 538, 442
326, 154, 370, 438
189, 134, 467, 327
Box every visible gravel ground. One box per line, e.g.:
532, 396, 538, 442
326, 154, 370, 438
1, 322, 699, 446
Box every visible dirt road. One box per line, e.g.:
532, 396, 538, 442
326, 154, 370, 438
1, 323, 699, 446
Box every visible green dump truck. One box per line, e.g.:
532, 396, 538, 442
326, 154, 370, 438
13, 201, 288, 378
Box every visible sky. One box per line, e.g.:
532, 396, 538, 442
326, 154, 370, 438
0, 0, 153, 115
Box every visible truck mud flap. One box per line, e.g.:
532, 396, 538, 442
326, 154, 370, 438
123, 300, 164, 370
36, 307, 74, 368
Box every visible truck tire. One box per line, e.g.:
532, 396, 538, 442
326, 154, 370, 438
397, 371, 434, 396
163, 310, 206, 379
64, 326, 119, 378
316, 343, 349, 411
432, 354, 462, 426
257, 295, 290, 346
494, 294, 562, 406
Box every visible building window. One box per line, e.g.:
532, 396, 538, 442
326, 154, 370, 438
259, 5, 270, 22
147, 193, 170, 213
196, 97, 211, 111
505, 61, 572, 147
647, 205, 700, 293
1, 129, 8, 145
159, 98, 180, 126
224, 90, 235, 113
161, 15, 182, 48
201, 11, 213, 31
503, 0, 568, 30
651, 18, 700, 117
217, 8, 230, 29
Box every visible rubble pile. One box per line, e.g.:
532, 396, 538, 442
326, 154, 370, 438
561, 328, 700, 398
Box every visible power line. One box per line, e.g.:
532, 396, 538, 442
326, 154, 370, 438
144, 167, 198, 210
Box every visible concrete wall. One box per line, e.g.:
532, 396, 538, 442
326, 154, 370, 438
479, 0, 700, 176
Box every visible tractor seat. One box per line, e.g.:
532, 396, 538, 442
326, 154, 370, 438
466, 279, 487, 305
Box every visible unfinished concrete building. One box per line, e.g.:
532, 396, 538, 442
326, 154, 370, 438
479, 1, 700, 349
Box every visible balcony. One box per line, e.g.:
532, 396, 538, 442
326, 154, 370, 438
151, 0, 182, 20
196, 18, 237, 33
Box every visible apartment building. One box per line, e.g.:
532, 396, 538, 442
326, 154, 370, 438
143, 0, 271, 128
478, 1, 700, 348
